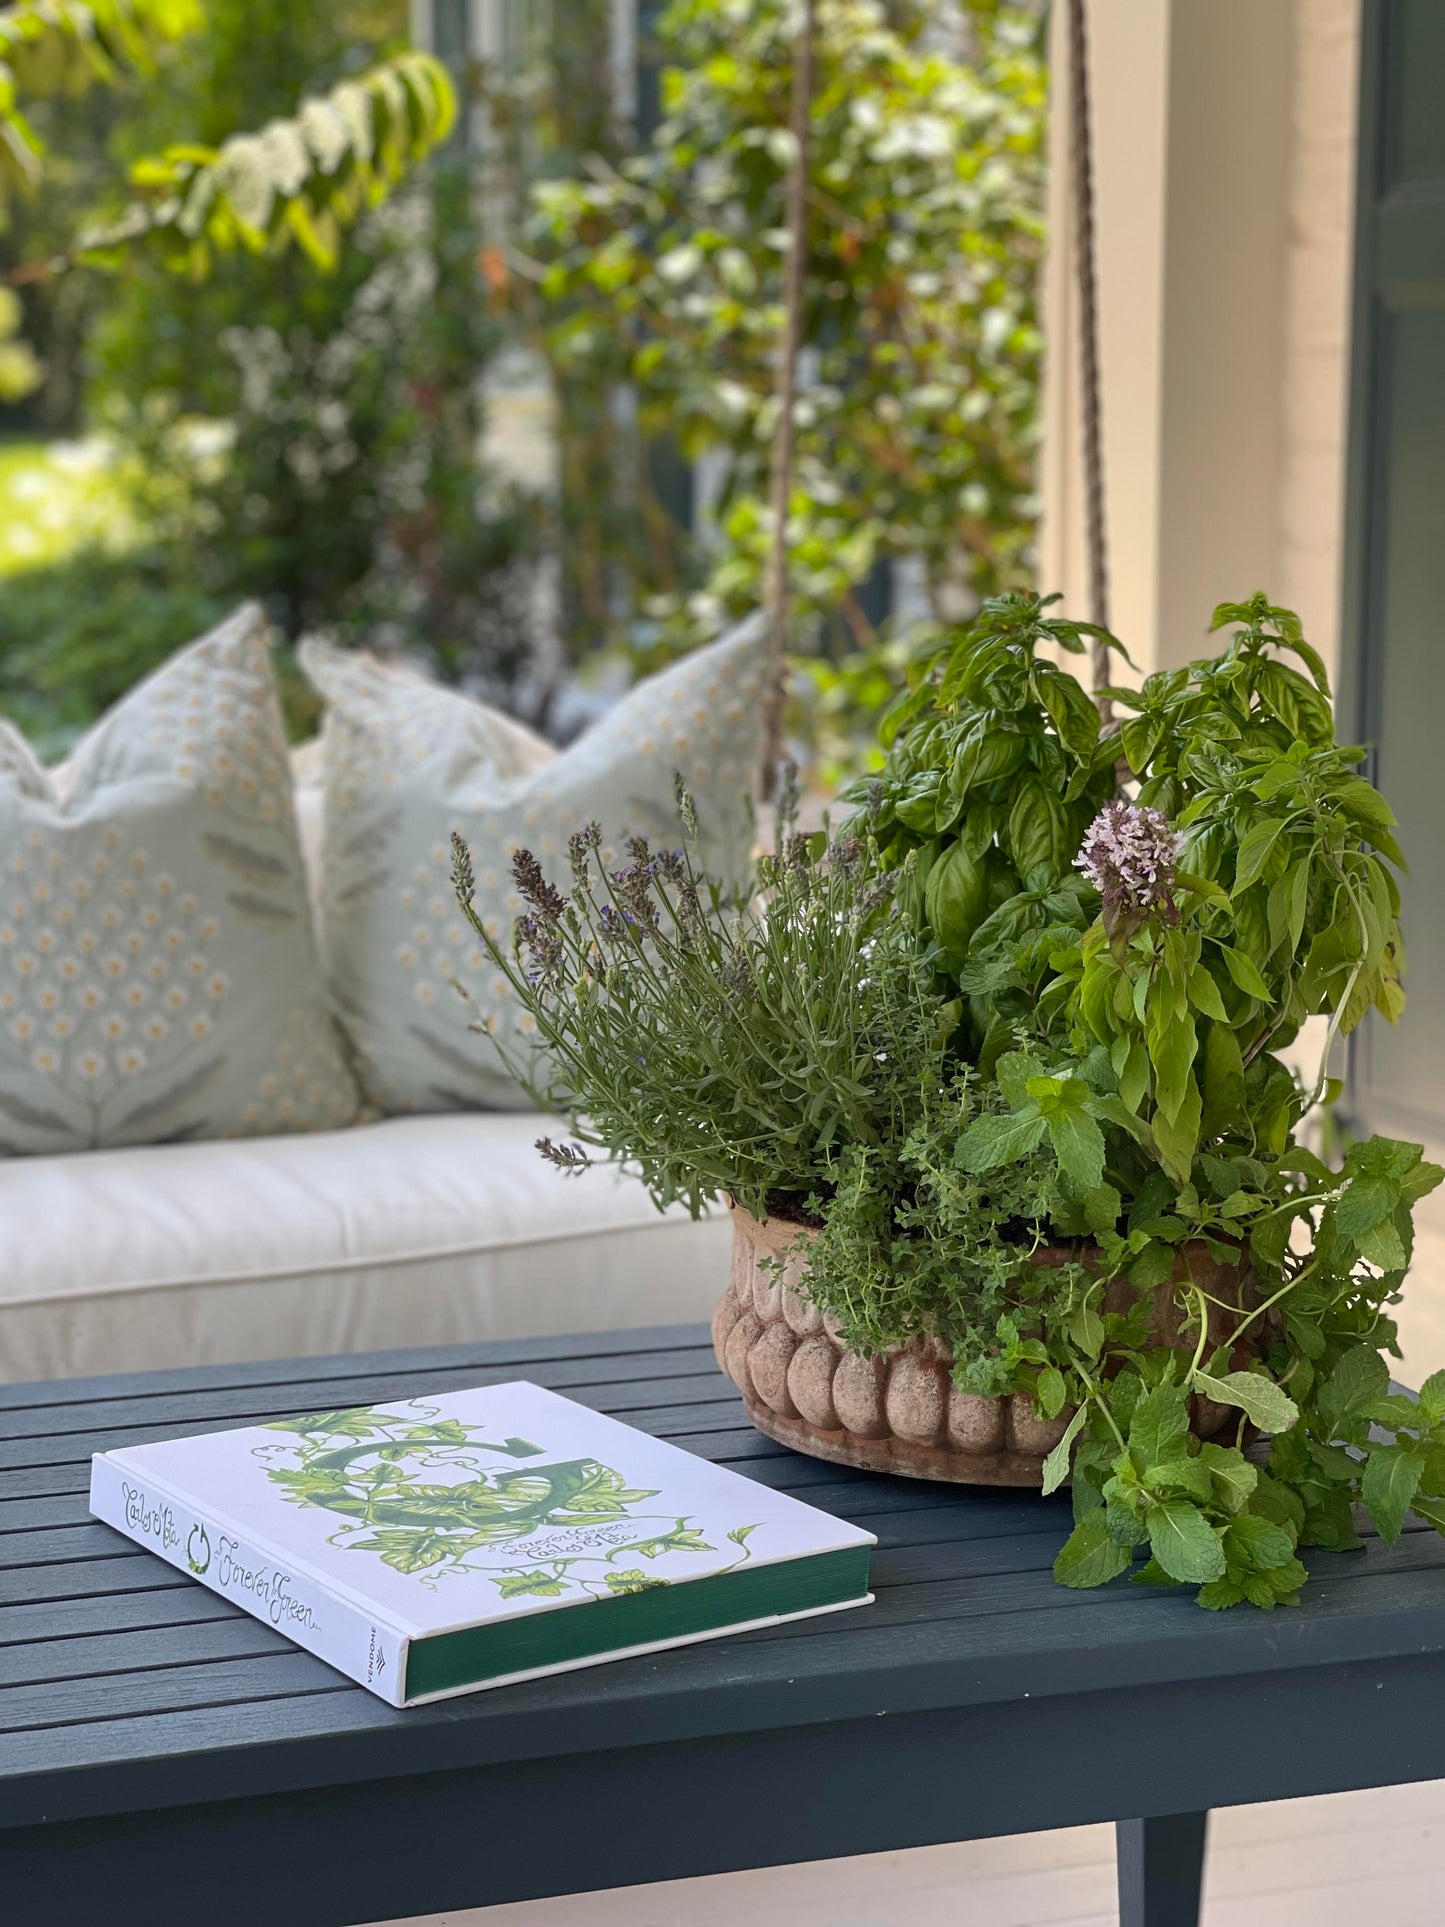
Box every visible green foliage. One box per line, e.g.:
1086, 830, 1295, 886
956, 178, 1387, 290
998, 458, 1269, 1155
1056, 1374, 1308, 1609
0, 0, 452, 269
0, 284, 39, 397
527, 0, 1043, 675
94, 154, 538, 660
0, 2, 545, 744
473, 0, 673, 668
0, 539, 233, 750
0, 0, 200, 203
84, 49, 454, 274
465, 587, 1445, 1613
456, 783, 957, 1223
1051, 1304, 1445, 1611
859, 590, 1407, 1183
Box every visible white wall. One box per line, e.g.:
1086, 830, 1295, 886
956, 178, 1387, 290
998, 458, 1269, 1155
1277, 0, 1362, 689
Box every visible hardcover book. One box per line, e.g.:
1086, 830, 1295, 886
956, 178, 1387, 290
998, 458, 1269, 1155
89, 1381, 876, 1706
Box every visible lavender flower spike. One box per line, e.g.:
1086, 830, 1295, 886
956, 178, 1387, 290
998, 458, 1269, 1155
1075, 799, 1183, 956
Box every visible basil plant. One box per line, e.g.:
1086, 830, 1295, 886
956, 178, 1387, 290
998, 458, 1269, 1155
852, 589, 1441, 1610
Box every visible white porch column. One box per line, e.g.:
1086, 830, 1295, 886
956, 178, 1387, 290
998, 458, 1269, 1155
1040, 1, 1355, 682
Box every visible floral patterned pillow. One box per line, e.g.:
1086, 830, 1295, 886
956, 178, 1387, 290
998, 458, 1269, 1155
301, 612, 768, 1113
0, 605, 359, 1154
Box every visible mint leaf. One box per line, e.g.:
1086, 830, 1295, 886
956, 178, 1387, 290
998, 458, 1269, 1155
1420, 1371, 1445, 1427
1071, 1438, 1115, 1522
1131, 1557, 1181, 1587
1239, 1556, 1307, 1608
1361, 1442, 1428, 1543
1081, 1184, 1122, 1238
1033, 1366, 1067, 1422
1285, 1310, 1326, 1359
1199, 1442, 1258, 1513
1192, 1369, 1300, 1437
1403, 1161, 1445, 1207
1105, 1498, 1151, 1547
1317, 1345, 1390, 1437
1048, 1107, 1106, 1192
1148, 1501, 1226, 1584
1335, 1176, 1395, 1243
995, 1049, 1046, 1110
1251, 1469, 1306, 1534
1364, 1392, 1423, 1431
1128, 1241, 1176, 1289
1308, 1439, 1361, 1480
1041, 1406, 1087, 1496
1128, 1384, 1191, 1468
1222, 1512, 1296, 1573
1067, 1304, 1106, 1359
1360, 1219, 1408, 1272
956, 1108, 1048, 1172
1054, 1511, 1133, 1589
1197, 1576, 1247, 1610
1300, 1484, 1364, 1551
1251, 1210, 1293, 1268
1145, 1456, 1213, 1503
1409, 1492, 1445, 1534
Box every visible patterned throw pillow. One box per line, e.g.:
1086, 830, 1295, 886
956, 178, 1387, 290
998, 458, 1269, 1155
301, 613, 768, 1112
0, 606, 359, 1155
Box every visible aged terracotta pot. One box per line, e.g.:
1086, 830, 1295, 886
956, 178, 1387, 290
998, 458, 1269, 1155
712, 1205, 1256, 1487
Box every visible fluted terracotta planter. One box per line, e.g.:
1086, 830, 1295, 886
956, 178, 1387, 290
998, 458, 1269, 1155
713, 1205, 1256, 1487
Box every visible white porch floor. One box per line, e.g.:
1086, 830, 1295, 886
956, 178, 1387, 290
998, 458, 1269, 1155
384, 1778, 1445, 1926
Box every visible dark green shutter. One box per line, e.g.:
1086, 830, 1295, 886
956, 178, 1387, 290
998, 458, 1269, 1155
1343, 0, 1445, 1144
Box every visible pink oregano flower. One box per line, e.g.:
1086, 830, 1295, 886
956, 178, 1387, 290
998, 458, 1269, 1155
1075, 800, 1183, 957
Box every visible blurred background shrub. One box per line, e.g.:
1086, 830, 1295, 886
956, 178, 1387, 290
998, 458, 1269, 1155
0, 0, 1045, 776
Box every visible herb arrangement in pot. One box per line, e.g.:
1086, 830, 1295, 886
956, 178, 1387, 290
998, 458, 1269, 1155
454, 591, 1445, 1611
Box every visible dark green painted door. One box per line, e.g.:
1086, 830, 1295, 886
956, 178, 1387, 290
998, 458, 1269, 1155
1346, 0, 1445, 1143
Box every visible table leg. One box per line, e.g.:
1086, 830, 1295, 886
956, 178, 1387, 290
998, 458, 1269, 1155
1116, 1811, 1208, 1927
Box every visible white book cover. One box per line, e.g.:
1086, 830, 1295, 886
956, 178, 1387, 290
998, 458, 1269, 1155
89, 1381, 876, 1706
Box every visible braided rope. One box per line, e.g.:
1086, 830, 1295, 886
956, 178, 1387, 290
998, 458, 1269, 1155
1067, 0, 1111, 715
759, 0, 816, 800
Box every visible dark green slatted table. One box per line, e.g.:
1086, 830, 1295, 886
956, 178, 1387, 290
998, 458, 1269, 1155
5, 1325, 1445, 1927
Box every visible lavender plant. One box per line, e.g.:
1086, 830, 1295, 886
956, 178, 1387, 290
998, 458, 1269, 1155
452, 777, 955, 1222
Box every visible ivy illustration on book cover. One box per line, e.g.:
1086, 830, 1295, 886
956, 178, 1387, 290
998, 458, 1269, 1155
254, 1401, 761, 1599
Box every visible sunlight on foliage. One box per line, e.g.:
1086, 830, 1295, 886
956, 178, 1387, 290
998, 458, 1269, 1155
0, 0, 200, 201
80, 50, 456, 274
0, 283, 39, 396
0, 436, 139, 571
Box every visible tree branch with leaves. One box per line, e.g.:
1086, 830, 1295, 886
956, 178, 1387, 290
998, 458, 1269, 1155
0, 0, 454, 282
